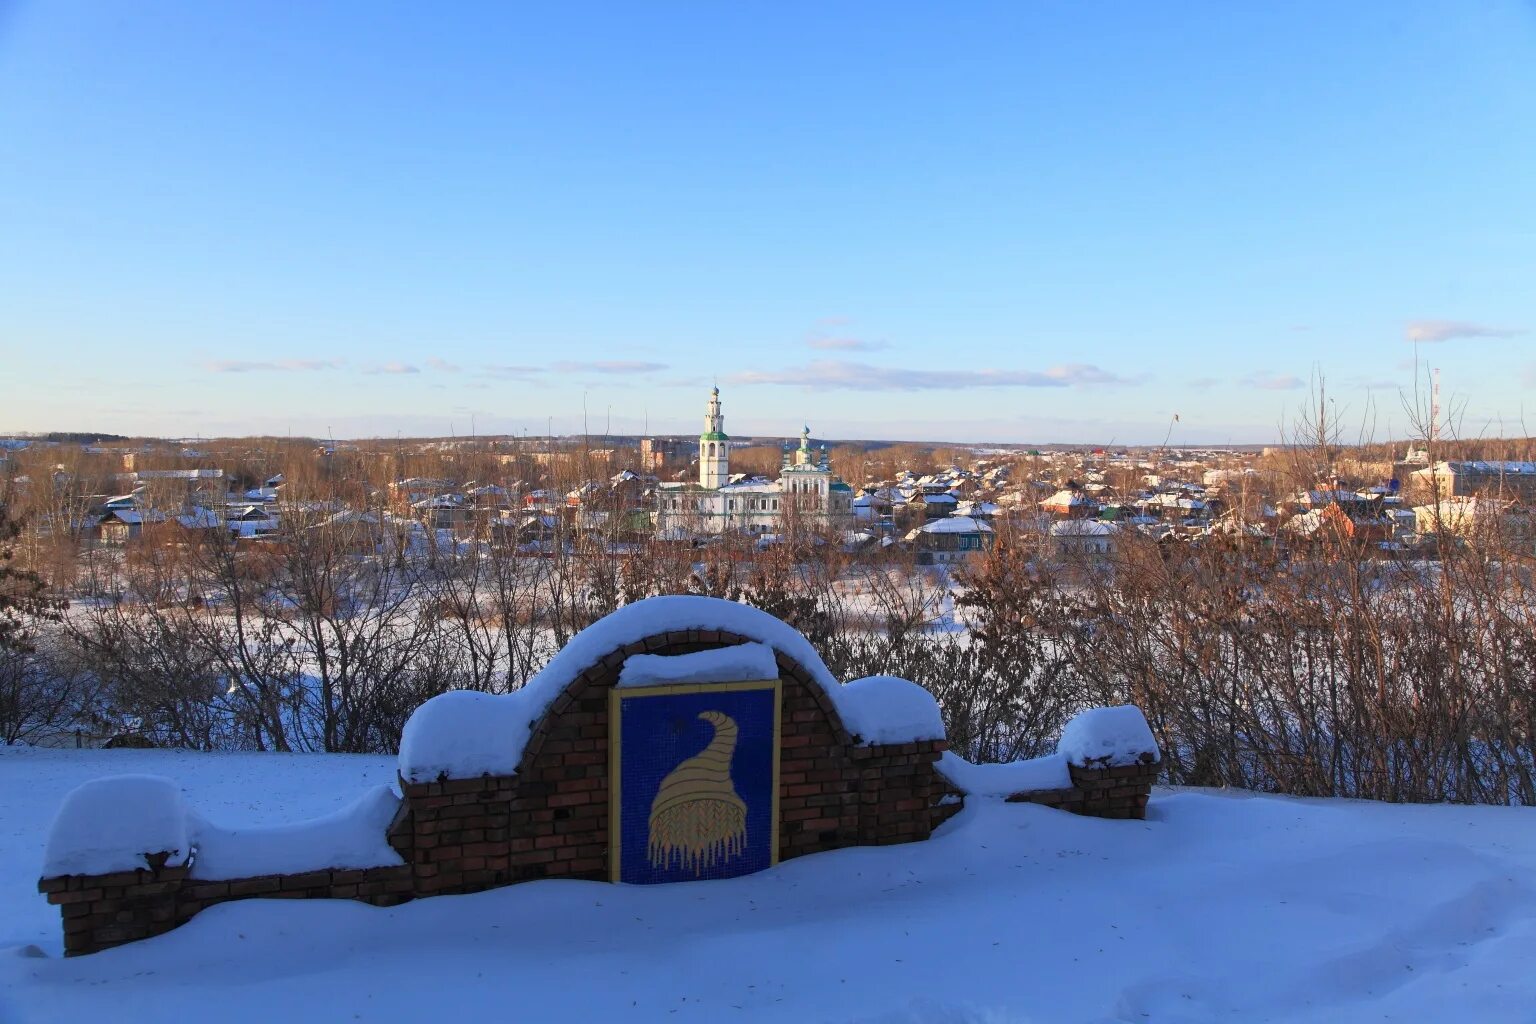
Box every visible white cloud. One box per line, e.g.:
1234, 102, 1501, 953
476, 359, 669, 381
204, 358, 342, 373
551, 360, 668, 374
480, 364, 546, 380
807, 337, 891, 352
426, 357, 461, 372
1240, 371, 1304, 391
1344, 375, 1399, 390
1405, 319, 1524, 343
725, 360, 1147, 392
365, 361, 420, 375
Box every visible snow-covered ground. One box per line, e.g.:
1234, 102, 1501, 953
4, 747, 1536, 1023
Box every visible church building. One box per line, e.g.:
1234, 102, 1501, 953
654, 386, 854, 537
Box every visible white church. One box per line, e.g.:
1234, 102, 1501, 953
654, 386, 854, 537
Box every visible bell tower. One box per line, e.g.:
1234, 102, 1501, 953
699, 386, 729, 488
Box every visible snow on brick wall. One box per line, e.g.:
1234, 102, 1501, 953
1056, 705, 1160, 768
836, 676, 945, 746
936, 751, 1073, 797
190, 786, 404, 881
618, 642, 779, 688
43, 775, 192, 877
42, 778, 403, 882
398, 596, 948, 782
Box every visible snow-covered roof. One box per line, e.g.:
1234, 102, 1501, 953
1049, 520, 1117, 536
412, 494, 467, 509
176, 507, 223, 530
1283, 509, 1328, 536
717, 477, 780, 493
1143, 494, 1207, 511
1207, 518, 1269, 537
398, 596, 946, 782
1040, 489, 1091, 507
914, 515, 994, 535
131, 468, 225, 480
1430, 460, 1536, 475
104, 509, 168, 526
319, 510, 382, 528
1300, 489, 1367, 505
1411, 496, 1513, 523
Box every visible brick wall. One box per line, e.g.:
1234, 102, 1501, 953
1001, 756, 1160, 819
38, 861, 414, 957
395, 630, 950, 888
42, 630, 950, 955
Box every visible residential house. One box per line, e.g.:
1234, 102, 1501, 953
1039, 486, 1096, 519
1412, 496, 1523, 544
904, 515, 994, 566
1408, 461, 1536, 504
1048, 519, 1119, 559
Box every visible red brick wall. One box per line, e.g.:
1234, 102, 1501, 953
42, 631, 952, 956
38, 862, 414, 957
1001, 757, 1160, 819
396, 630, 949, 889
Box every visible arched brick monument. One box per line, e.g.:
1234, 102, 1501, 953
37, 596, 1159, 955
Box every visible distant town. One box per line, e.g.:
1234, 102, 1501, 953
3, 385, 1534, 573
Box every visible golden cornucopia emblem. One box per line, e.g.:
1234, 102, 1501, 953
647, 710, 748, 875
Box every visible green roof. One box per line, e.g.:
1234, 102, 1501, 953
700, 432, 730, 441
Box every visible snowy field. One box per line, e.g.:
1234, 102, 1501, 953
4, 747, 1536, 1023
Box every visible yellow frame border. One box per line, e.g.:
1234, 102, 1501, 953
608, 678, 782, 884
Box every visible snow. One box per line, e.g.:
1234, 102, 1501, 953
9, 746, 1536, 1022
399, 596, 946, 782
936, 751, 1072, 796
190, 786, 403, 881
1040, 488, 1091, 507
5, 747, 397, 949
617, 642, 779, 688
42, 775, 192, 877
913, 515, 993, 535
397, 689, 529, 783
1049, 519, 1117, 536
40, 767, 403, 883
834, 676, 945, 745
1057, 704, 1160, 767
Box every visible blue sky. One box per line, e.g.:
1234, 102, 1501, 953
1, 1, 1533, 444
